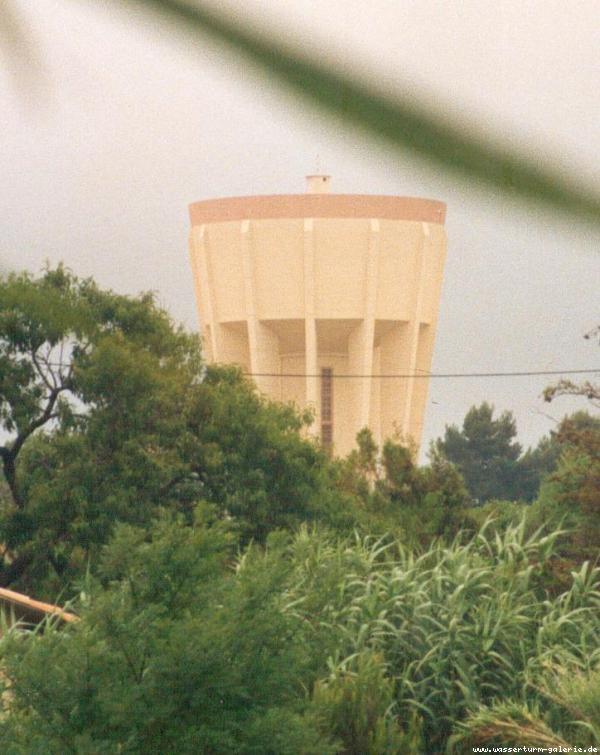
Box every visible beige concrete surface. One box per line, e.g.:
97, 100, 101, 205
189, 178, 447, 456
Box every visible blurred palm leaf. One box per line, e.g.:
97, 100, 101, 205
0, 2, 42, 94
126, 0, 600, 223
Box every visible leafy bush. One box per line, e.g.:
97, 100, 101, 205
0, 511, 334, 754
3, 515, 600, 753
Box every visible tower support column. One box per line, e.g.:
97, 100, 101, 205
347, 219, 380, 434
303, 219, 318, 428
402, 222, 429, 438
190, 225, 221, 362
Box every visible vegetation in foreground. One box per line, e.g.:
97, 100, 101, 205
0, 268, 598, 753
2, 517, 600, 753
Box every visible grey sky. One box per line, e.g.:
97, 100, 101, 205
2, 0, 599, 456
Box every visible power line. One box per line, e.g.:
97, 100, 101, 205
28, 360, 600, 380
243, 368, 600, 379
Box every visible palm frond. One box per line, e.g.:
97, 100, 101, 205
128, 0, 600, 222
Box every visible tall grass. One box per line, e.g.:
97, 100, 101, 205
268, 519, 600, 750
3, 516, 599, 751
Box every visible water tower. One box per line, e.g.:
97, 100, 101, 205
188, 177, 447, 455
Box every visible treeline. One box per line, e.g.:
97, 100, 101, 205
0, 268, 598, 753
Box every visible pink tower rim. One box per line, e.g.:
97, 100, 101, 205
189, 194, 446, 225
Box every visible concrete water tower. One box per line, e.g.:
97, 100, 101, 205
188, 177, 446, 456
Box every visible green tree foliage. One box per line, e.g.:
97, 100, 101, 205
433, 402, 565, 504
185, 367, 347, 543
433, 403, 522, 503
3, 517, 600, 754
0, 266, 200, 589
516, 433, 563, 502
0, 268, 339, 595
529, 412, 600, 566
335, 428, 470, 544
0, 511, 335, 754
0, 265, 197, 508
534, 328, 600, 563
2, 269, 598, 753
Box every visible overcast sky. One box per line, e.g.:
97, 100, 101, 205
2, 0, 599, 455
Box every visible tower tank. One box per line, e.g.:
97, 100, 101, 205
188, 177, 447, 456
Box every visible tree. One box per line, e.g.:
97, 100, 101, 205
516, 434, 562, 502
535, 328, 600, 562
4, 516, 600, 754
0, 266, 199, 507
531, 413, 600, 564
0, 266, 201, 589
433, 405, 566, 507
433, 403, 524, 504
334, 429, 470, 544
0, 267, 340, 596
0, 510, 335, 754
543, 326, 600, 408
185, 366, 340, 543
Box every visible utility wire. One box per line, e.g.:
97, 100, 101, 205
243, 368, 600, 379
33, 360, 600, 380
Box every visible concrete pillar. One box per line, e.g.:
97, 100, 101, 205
190, 225, 220, 362
303, 218, 318, 429
347, 219, 379, 438
241, 220, 280, 396
360, 219, 380, 428
241, 220, 258, 373
401, 222, 429, 438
